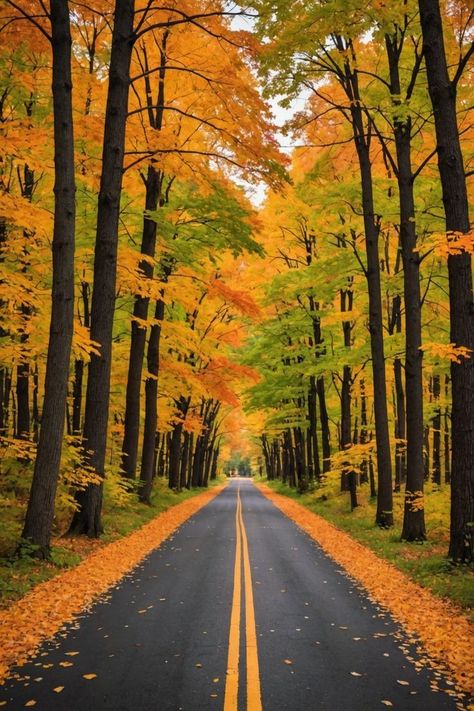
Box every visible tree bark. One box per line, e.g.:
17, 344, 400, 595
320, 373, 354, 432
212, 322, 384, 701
419, 0, 474, 561
70, 0, 135, 537
351, 105, 393, 526
21, 0, 75, 555
138, 296, 165, 503
385, 33, 426, 539
121, 167, 161, 478
432, 374, 442, 486
316, 377, 331, 473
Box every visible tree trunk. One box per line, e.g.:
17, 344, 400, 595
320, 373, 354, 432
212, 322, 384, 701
32, 360, 39, 442
72, 280, 90, 436
180, 430, 190, 490
122, 166, 161, 478
16, 165, 35, 441
70, 0, 135, 537
168, 421, 183, 490
351, 105, 393, 526
316, 376, 331, 473
385, 33, 426, 539
393, 358, 406, 492
432, 374, 442, 486
419, 0, 474, 561
21, 0, 75, 555
138, 296, 165, 503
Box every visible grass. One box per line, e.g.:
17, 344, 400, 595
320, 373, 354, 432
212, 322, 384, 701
0, 477, 223, 609
261, 477, 474, 617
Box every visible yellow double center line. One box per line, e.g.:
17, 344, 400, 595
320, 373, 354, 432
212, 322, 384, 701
224, 485, 262, 711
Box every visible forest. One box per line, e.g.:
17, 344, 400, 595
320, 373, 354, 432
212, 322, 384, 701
0, 0, 472, 593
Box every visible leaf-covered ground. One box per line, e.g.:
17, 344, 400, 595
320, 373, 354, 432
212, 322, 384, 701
0, 485, 223, 684
258, 484, 473, 704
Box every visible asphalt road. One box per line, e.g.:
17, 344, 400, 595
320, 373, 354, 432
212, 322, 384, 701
1, 480, 463, 710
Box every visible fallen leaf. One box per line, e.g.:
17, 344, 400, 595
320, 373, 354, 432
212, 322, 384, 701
283, 659, 293, 665
53, 687, 64, 693
350, 672, 362, 677
397, 680, 409, 686
59, 662, 73, 668
0, 488, 223, 687
83, 674, 97, 680
213, 678, 219, 683
65, 652, 79, 657
195, 663, 202, 668
381, 702, 393, 707
25, 703, 36, 708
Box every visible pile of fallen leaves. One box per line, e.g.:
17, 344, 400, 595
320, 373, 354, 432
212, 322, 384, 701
258, 485, 474, 700
0, 486, 223, 683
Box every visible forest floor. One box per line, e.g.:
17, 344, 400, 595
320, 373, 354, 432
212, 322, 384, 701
260, 478, 474, 616
0, 478, 224, 609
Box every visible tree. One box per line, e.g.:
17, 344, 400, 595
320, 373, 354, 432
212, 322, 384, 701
19, 0, 76, 556
418, 0, 474, 562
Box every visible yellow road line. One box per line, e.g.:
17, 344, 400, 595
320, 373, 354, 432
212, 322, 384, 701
239, 491, 263, 711
223, 487, 242, 711
224, 485, 262, 711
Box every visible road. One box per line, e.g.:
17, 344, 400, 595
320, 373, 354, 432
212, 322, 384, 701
1, 480, 462, 710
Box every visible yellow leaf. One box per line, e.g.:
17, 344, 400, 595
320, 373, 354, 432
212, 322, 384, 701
283, 659, 293, 665
65, 652, 80, 657
53, 687, 64, 693
25, 702, 37, 708
59, 662, 73, 668
397, 680, 409, 686
83, 674, 97, 680
381, 702, 393, 707
213, 678, 219, 683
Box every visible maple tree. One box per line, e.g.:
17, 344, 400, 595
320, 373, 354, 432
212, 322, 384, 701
0, 0, 471, 570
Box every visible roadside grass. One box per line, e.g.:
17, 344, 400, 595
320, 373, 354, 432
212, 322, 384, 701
0, 477, 224, 609
261, 477, 473, 617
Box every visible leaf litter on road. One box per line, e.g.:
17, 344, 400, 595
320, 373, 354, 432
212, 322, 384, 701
258, 485, 474, 701
0, 486, 223, 684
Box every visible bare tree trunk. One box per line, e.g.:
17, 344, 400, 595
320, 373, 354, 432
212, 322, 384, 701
70, 0, 135, 536
419, 0, 474, 561
21, 0, 75, 555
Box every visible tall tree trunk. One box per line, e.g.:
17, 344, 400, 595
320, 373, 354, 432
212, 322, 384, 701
122, 32, 168, 479
294, 426, 307, 493
351, 106, 393, 526
180, 430, 190, 490
393, 358, 406, 492
122, 165, 161, 478
385, 34, 426, 539
32, 359, 39, 442
138, 296, 165, 503
419, 0, 474, 561
168, 421, 183, 490
16, 164, 35, 440
72, 280, 90, 436
316, 377, 331, 473
21, 0, 75, 555
432, 375, 442, 485
307, 375, 320, 482
70, 0, 135, 536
